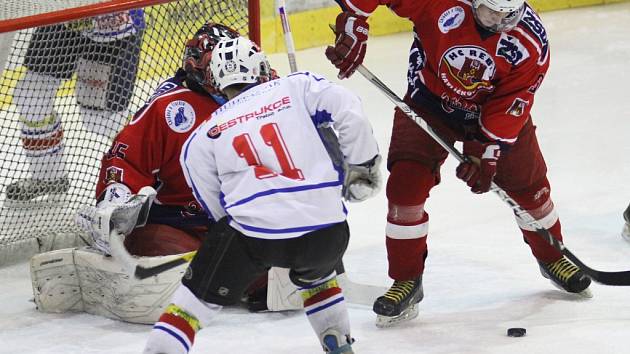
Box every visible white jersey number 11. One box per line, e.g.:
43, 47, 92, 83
233, 122, 305, 181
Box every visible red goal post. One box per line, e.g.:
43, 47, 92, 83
0, 0, 261, 45
0, 0, 260, 265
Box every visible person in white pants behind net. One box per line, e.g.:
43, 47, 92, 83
143, 36, 381, 354
6, 10, 145, 201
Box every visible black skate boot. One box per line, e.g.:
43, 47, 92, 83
622, 203, 630, 241
5, 176, 69, 201
538, 256, 592, 297
320, 328, 354, 354
373, 276, 423, 328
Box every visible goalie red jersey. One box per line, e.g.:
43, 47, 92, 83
96, 71, 221, 208
337, 0, 549, 143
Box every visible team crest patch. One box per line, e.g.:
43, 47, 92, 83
104, 166, 124, 184
165, 100, 196, 133
439, 46, 496, 98
507, 98, 529, 117
438, 6, 465, 33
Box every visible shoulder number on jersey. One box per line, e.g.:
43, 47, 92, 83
520, 7, 549, 65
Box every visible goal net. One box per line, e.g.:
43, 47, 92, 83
0, 0, 260, 265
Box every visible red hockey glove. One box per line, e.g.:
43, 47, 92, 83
325, 12, 369, 79
456, 143, 501, 194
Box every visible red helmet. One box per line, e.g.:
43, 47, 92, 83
183, 23, 240, 94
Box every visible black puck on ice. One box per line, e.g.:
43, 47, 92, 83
507, 328, 526, 337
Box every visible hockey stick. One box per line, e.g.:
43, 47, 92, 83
275, 4, 389, 304
133, 250, 196, 279
276, 0, 298, 72
354, 63, 630, 286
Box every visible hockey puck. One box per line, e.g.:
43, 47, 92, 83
507, 328, 526, 337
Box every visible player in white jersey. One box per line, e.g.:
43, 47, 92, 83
143, 37, 381, 354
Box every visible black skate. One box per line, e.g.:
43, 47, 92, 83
538, 256, 592, 297
320, 328, 354, 354
373, 276, 423, 328
622, 203, 630, 241
5, 176, 69, 201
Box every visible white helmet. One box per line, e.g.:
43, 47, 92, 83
210, 37, 271, 91
472, 0, 525, 32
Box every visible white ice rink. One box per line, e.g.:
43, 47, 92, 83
1, 3, 630, 354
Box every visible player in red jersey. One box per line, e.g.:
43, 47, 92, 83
326, 0, 592, 326
91, 22, 239, 257
30, 23, 282, 324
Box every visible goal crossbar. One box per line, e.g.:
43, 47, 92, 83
0, 0, 260, 45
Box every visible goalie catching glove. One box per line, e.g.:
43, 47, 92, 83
75, 186, 157, 254
343, 155, 382, 202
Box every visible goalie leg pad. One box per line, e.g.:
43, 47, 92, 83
266, 267, 303, 311
30, 248, 83, 314
31, 247, 188, 324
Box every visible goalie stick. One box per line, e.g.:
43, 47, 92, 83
354, 63, 630, 286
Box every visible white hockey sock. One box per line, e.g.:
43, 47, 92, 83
143, 284, 221, 354
300, 273, 352, 348
14, 71, 67, 179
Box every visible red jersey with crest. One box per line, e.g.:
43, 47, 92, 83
337, 0, 549, 144
96, 73, 221, 208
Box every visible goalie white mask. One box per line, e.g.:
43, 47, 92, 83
210, 37, 271, 91
472, 0, 525, 32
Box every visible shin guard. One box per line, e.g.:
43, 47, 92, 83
385, 161, 435, 280
509, 177, 563, 263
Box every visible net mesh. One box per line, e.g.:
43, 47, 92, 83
0, 0, 106, 22
0, 0, 253, 265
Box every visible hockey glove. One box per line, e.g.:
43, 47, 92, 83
456, 143, 500, 194
75, 186, 156, 254
344, 155, 382, 202
325, 12, 369, 79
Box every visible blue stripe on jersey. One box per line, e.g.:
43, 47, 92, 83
182, 131, 216, 220
236, 219, 343, 234
223, 180, 343, 209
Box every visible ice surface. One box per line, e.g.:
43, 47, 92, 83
1, 3, 629, 354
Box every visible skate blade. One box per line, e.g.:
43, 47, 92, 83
548, 280, 593, 299
375, 303, 419, 328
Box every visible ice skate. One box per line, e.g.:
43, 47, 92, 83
538, 256, 592, 298
622, 203, 630, 242
373, 276, 423, 328
320, 328, 354, 354
5, 175, 69, 201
